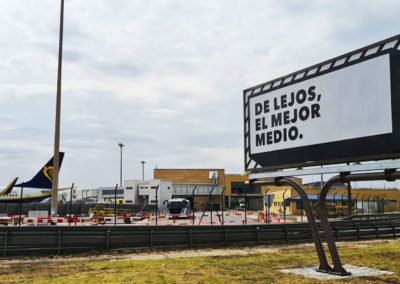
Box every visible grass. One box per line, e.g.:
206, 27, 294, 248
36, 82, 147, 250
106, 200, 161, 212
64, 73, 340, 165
0, 241, 399, 283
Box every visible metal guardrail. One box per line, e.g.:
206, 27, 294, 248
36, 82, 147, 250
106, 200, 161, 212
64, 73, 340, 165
0, 203, 156, 216
1, 218, 399, 257
342, 213, 400, 221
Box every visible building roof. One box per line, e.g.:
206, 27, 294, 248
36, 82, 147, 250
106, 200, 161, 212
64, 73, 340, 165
285, 194, 356, 201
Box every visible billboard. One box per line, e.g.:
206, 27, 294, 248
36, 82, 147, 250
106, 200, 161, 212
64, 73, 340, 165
243, 35, 400, 171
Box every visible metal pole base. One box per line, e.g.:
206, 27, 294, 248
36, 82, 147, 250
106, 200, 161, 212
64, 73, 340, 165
331, 268, 352, 276
316, 267, 333, 274
317, 267, 351, 276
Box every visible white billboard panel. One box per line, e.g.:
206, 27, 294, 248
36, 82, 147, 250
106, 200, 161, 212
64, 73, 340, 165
249, 55, 392, 154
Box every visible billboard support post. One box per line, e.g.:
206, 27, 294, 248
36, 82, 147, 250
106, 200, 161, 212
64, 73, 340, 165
249, 178, 333, 273
318, 169, 400, 275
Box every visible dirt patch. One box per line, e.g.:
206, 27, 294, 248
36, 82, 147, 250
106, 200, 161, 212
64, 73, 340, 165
1, 238, 398, 268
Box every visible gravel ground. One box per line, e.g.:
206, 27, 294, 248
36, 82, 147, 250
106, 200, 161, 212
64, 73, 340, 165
280, 264, 394, 280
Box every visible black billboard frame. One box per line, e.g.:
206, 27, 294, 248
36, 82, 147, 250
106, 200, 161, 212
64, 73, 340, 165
243, 34, 400, 173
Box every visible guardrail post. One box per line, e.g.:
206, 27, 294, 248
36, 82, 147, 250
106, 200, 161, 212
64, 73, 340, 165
3, 230, 8, 257
375, 224, 379, 239
284, 226, 289, 244
106, 230, 110, 250
188, 229, 193, 249
150, 229, 153, 249
393, 223, 397, 238
356, 224, 360, 240
256, 227, 260, 245
58, 229, 62, 255
333, 224, 339, 241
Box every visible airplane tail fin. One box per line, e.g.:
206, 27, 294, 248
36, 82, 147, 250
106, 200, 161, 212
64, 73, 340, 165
0, 177, 18, 196
15, 152, 65, 189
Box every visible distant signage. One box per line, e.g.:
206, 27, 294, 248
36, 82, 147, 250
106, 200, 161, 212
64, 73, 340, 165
28, 211, 48, 218
244, 35, 400, 171
263, 195, 275, 207
209, 171, 218, 185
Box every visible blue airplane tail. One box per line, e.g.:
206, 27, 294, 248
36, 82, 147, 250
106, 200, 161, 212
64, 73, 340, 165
14, 152, 65, 189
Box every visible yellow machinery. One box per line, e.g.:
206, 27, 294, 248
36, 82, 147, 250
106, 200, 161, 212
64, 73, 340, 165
326, 204, 356, 217
89, 205, 132, 217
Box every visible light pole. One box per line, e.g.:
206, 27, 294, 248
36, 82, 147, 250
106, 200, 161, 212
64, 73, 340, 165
51, 0, 65, 217
118, 143, 124, 187
141, 161, 145, 180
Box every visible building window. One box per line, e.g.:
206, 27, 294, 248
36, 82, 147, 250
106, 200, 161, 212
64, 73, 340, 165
296, 200, 303, 209
126, 187, 133, 190
102, 189, 124, 195
231, 182, 261, 194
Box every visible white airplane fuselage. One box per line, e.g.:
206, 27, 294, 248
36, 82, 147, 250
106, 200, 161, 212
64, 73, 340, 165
0, 187, 51, 203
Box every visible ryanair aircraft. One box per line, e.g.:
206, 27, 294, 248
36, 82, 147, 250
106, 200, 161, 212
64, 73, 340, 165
0, 152, 65, 203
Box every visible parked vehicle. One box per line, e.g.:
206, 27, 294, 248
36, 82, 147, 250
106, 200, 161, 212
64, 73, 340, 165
0, 213, 11, 226
166, 198, 191, 219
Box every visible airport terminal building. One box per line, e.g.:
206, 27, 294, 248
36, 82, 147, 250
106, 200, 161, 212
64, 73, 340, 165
65, 168, 400, 215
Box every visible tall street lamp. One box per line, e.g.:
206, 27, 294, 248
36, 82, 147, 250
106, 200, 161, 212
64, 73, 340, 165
118, 143, 124, 187
141, 161, 145, 180
51, 0, 65, 217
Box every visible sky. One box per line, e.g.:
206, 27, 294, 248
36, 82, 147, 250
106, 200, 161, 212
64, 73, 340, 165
0, 1, 400, 189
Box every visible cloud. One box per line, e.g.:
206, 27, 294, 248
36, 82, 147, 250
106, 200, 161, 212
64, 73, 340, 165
0, 1, 399, 187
